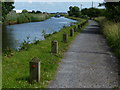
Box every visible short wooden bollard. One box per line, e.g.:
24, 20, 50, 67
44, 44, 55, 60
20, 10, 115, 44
74, 27, 77, 32
51, 40, 58, 53
30, 57, 40, 83
63, 33, 68, 43
77, 25, 81, 31
70, 29, 74, 37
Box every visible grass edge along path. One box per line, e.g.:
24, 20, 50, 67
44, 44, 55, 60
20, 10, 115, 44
94, 17, 120, 59
2, 17, 88, 88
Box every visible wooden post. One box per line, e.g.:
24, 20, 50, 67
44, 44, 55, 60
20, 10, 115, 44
70, 29, 74, 37
51, 40, 58, 53
77, 25, 81, 31
63, 33, 68, 43
30, 57, 40, 83
74, 26, 77, 32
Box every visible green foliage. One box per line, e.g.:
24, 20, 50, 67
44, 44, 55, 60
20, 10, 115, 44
68, 6, 81, 17
5, 13, 51, 25
22, 9, 28, 13
36, 11, 42, 14
2, 2, 14, 22
81, 8, 105, 18
104, 2, 120, 22
2, 17, 87, 88
3, 47, 14, 57
95, 17, 120, 59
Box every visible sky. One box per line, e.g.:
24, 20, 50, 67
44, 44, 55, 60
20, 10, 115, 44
13, 1, 105, 13
14, 0, 104, 2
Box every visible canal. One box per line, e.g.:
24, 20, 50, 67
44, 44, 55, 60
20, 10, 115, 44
2, 17, 77, 50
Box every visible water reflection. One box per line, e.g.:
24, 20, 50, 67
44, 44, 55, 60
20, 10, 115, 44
2, 17, 77, 50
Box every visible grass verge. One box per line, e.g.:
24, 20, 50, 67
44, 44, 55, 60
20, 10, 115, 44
2, 17, 88, 88
94, 17, 120, 59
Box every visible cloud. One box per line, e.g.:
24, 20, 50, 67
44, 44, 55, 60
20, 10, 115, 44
14, 0, 104, 2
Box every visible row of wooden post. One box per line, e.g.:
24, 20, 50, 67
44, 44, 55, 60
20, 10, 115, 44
29, 20, 88, 83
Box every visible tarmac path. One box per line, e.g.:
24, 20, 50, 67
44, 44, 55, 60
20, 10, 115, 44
49, 20, 118, 88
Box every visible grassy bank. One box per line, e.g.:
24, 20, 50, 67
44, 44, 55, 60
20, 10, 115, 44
4, 13, 53, 25
94, 17, 120, 59
2, 17, 88, 88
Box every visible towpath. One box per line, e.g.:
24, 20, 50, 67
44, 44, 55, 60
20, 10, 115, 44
49, 20, 118, 88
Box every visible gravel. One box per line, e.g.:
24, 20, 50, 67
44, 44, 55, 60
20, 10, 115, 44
49, 20, 118, 88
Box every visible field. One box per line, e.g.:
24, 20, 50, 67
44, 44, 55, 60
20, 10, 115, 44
95, 17, 120, 59
2, 17, 88, 88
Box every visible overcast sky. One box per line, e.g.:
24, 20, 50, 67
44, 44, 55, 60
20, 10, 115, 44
14, 0, 104, 2
13, 0, 105, 13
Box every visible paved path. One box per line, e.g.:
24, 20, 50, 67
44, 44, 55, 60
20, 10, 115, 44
49, 20, 118, 88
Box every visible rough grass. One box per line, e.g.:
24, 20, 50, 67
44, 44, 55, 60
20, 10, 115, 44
5, 13, 53, 25
94, 17, 120, 59
2, 17, 88, 88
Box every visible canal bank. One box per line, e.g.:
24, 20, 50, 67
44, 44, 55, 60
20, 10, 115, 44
2, 16, 77, 50
2, 17, 88, 88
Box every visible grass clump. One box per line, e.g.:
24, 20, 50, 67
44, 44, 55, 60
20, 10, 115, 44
95, 17, 120, 58
2, 17, 88, 88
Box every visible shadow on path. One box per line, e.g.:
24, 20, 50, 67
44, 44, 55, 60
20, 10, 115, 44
49, 20, 118, 88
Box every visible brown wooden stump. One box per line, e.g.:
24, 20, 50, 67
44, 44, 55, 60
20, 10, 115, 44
51, 40, 58, 53
63, 33, 68, 43
30, 57, 40, 83
70, 29, 74, 37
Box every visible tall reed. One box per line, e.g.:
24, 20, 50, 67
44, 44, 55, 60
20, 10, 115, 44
5, 13, 51, 25
95, 17, 120, 58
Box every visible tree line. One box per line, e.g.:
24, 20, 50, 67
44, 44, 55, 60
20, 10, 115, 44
1, 1, 120, 22
68, 1, 120, 22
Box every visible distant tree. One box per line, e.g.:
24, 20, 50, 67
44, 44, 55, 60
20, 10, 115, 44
68, 6, 81, 17
31, 10, 36, 14
2, 2, 15, 22
81, 8, 105, 18
22, 9, 28, 13
36, 10, 42, 14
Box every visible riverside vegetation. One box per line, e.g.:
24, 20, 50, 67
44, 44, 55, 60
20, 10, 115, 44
4, 12, 53, 25
2, 16, 88, 88
94, 17, 120, 59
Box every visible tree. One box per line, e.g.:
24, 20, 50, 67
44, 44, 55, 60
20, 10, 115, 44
104, 2, 120, 22
22, 9, 28, 13
2, 2, 14, 22
68, 6, 81, 17
31, 10, 35, 14
99, 1, 120, 22
36, 10, 42, 14
81, 8, 105, 18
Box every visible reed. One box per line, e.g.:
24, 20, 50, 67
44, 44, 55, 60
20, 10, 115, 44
5, 13, 51, 25
95, 17, 120, 58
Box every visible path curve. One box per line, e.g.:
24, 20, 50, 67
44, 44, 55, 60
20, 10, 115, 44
49, 20, 118, 88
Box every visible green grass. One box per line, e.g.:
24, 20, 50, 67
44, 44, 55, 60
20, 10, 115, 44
94, 17, 120, 59
2, 17, 88, 88
0, 56, 2, 90
4, 13, 53, 25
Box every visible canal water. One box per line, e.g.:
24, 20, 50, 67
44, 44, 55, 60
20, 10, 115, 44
2, 17, 77, 50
